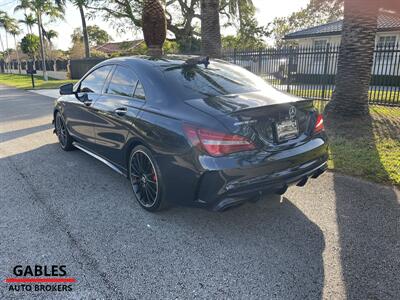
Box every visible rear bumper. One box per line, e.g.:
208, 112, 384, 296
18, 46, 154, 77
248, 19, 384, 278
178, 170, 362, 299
212, 161, 327, 211
195, 137, 328, 210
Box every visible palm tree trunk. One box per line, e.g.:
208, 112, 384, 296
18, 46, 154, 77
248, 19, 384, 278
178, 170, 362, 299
13, 34, 21, 74
37, 12, 48, 81
78, 4, 90, 58
325, 0, 379, 117
200, 0, 222, 58
5, 31, 11, 73
0, 33, 6, 72
238, 3, 243, 34
50, 42, 57, 72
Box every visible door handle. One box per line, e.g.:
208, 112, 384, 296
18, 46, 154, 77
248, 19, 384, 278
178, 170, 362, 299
114, 107, 127, 116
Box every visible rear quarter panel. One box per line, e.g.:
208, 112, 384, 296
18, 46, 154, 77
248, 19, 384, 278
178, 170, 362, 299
125, 102, 224, 205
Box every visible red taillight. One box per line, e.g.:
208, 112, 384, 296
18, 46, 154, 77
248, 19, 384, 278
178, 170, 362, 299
314, 114, 324, 133
183, 124, 256, 156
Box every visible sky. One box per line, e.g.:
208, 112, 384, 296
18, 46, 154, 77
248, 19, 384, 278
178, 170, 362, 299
1, 0, 309, 50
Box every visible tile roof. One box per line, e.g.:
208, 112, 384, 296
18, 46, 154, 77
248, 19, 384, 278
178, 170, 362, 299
285, 12, 400, 39
94, 40, 143, 54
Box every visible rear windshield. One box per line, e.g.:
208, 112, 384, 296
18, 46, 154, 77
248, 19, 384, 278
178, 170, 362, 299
161, 61, 271, 100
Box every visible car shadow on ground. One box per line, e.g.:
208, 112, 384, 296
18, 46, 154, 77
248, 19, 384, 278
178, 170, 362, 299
1, 143, 325, 299
327, 113, 400, 299
156, 195, 326, 298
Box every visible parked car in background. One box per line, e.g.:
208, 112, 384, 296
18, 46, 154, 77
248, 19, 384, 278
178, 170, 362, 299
53, 56, 328, 212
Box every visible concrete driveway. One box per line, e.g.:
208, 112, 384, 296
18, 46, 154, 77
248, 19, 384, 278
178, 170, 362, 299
0, 85, 399, 299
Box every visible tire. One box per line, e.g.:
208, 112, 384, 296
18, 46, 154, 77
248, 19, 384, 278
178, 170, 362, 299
55, 112, 74, 151
128, 145, 169, 212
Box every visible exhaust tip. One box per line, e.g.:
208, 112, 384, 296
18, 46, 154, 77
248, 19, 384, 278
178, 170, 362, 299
213, 197, 246, 212
296, 177, 308, 187
275, 185, 288, 195
311, 166, 326, 179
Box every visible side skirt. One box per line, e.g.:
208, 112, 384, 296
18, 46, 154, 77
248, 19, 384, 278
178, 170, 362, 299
72, 142, 126, 176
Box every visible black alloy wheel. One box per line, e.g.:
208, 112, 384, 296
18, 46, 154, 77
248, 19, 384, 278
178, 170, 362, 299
129, 146, 166, 211
55, 112, 74, 151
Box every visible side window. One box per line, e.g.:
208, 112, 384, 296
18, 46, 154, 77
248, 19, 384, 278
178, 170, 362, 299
80, 65, 113, 94
378, 35, 396, 48
134, 81, 146, 100
107, 66, 138, 97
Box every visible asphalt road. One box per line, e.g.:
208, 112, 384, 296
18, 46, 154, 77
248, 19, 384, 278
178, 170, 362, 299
0, 85, 399, 299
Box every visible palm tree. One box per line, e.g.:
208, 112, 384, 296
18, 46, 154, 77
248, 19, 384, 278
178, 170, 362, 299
0, 13, 16, 73
55, 0, 90, 57
142, 0, 167, 56
325, 0, 400, 117
73, 1, 90, 58
0, 11, 8, 72
15, 0, 64, 81
225, 0, 254, 33
200, 0, 222, 57
19, 13, 37, 34
325, 0, 379, 116
9, 24, 22, 74
44, 29, 57, 70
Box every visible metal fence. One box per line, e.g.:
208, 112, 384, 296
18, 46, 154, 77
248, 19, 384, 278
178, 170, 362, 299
69, 58, 107, 79
2, 58, 108, 79
2, 44, 400, 106
222, 44, 400, 106
1, 57, 111, 79
1, 59, 69, 72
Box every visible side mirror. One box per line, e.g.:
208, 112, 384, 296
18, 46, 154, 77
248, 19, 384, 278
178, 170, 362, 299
59, 83, 74, 95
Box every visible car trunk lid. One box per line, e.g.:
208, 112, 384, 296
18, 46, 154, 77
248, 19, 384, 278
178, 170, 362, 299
185, 91, 316, 151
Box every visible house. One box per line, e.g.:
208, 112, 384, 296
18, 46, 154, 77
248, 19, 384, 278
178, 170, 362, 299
284, 11, 400, 77
284, 11, 400, 48
94, 40, 144, 55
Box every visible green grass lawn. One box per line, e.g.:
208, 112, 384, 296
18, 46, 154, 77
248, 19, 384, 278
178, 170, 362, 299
0, 73, 77, 90
262, 78, 400, 102
323, 104, 400, 187
292, 89, 400, 102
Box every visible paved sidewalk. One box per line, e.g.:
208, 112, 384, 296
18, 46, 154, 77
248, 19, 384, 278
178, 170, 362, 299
27, 88, 59, 99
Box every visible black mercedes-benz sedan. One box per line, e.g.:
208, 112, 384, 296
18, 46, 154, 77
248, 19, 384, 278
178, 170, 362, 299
53, 55, 328, 212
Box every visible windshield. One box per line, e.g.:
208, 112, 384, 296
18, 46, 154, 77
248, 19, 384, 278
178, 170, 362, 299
161, 61, 273, 100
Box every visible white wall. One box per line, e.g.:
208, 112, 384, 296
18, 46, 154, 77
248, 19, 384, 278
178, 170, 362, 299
292, 31, 400, 76
8, 68, 68, 80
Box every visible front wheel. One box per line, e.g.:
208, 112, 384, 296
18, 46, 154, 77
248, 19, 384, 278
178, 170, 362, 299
55, 112, 74, 151
129, 145, 168, 212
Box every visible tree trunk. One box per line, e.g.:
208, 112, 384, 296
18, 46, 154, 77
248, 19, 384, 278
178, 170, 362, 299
79, 4, 90, 58
179, 35, 193, 53
13, 35, 21, 74
0, 33, 7, 73
238, 3, 243, 34
200, 0, 221, 58
37, 13, 48, 81
142, 0, 167, 56
325, 0, 379, 117
5, 32, 12, 73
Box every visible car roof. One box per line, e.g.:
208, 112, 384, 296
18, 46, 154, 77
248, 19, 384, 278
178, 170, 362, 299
101, 55, 226, 69
90, 55, 236, 107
